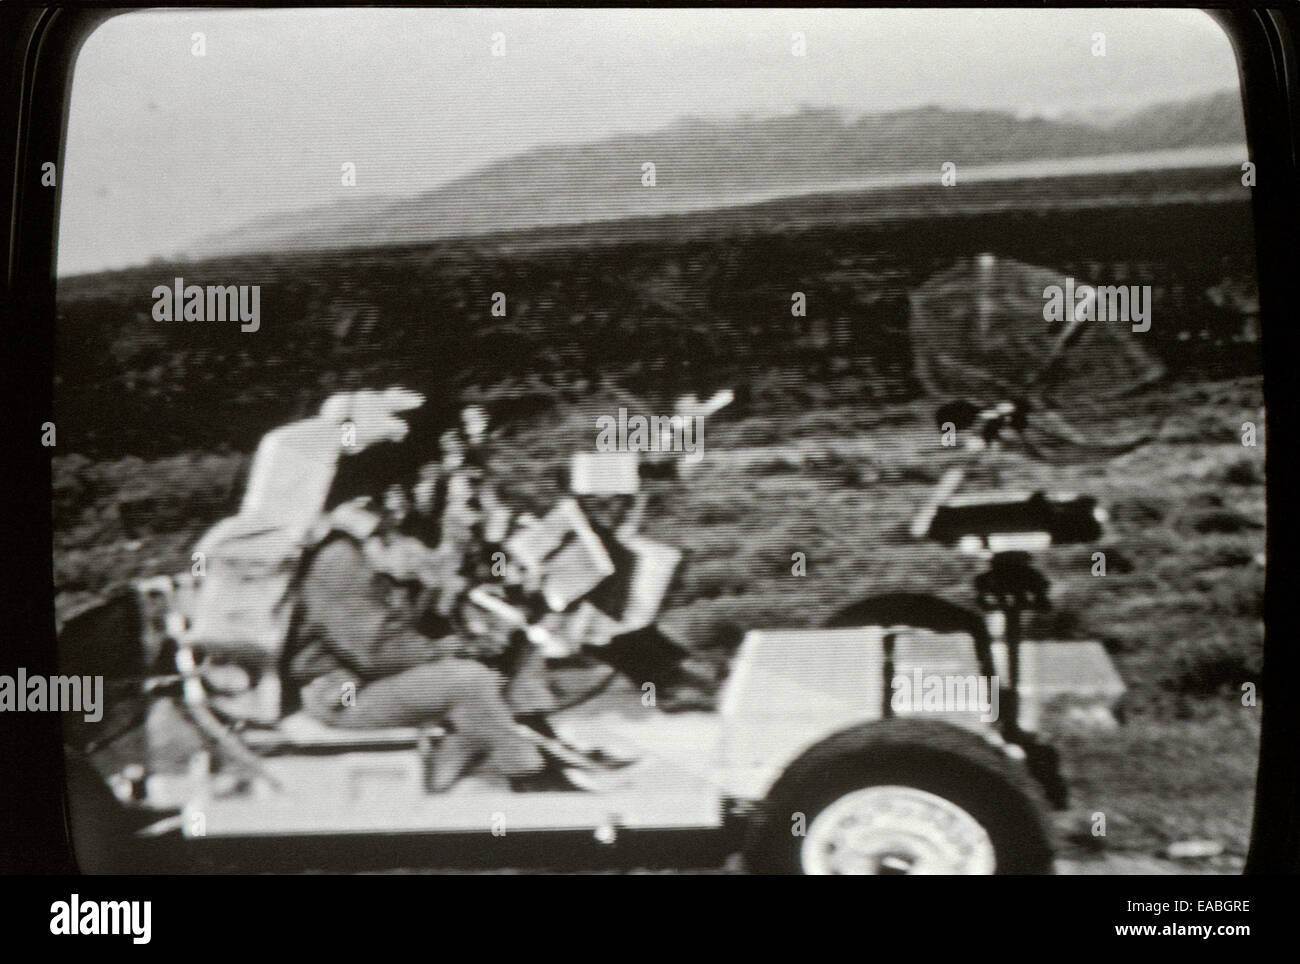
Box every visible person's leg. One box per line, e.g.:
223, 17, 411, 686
299, 669, 363, 722
430, 660, 546, 784
345, 660, 544, 788
500, 642, 557, 715
587, 625, 716, 710
298, 660, 544, 788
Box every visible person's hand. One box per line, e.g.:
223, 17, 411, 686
451, 585, 517, 658
434, 571, 470, 618
524, 622, 571, 658
403, 541, 470, 617
321, 388, 425, 449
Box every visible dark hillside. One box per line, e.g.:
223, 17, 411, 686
56, 166, 1257, 461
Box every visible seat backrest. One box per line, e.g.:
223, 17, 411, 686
187, 516, 302, 662
187, 412, 345, 662
240, 416, 341, 541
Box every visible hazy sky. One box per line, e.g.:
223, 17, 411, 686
58, 8, 1239, 275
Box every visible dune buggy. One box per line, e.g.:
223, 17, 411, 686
61, 386, 1124, 875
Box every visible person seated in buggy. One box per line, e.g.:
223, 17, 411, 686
182, 389, 720, 792
287, 401, 676, 792
285, 481, 550, 793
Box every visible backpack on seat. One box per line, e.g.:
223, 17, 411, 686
183, 416, 344, 722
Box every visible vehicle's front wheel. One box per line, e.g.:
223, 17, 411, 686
746, 718, 1055, 874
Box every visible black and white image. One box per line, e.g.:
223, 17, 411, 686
49, 8, 1265, 875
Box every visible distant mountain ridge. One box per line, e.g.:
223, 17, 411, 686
192, 90, 1245, 259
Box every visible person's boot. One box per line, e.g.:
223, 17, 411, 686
509, 764, 581, 792
517, 713, 639, 769
560, 767, 632, 792
507, 762, 631, 793
425, 733, 479, 793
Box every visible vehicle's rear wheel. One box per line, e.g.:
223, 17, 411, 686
746, 718, 1054, 874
